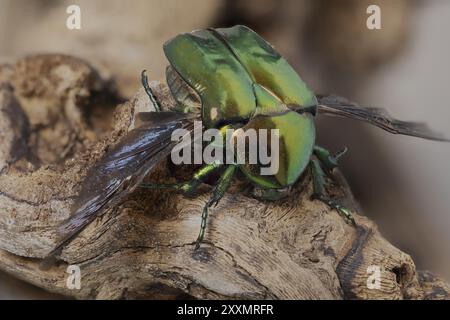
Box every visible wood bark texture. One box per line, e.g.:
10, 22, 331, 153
0, 54, 449, 300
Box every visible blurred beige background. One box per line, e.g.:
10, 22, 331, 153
0, 0, 449, 298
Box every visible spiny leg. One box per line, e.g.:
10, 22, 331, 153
310, 158, 355, 225
141, 70, 161, 112
196, 164, 237, 249
140, 161, 223, 195
313, 145, 347, 171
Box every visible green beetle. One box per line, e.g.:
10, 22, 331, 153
163, 26, 317, 190
44, 25, 448, 262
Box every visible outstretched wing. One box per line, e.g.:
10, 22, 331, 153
42, 112, 194, 267
317, 94, 449, 142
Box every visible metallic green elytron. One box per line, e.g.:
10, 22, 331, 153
44, 25, 448, 263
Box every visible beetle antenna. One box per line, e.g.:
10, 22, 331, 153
141, 69, 161, 112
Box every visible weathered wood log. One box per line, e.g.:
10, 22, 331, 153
0, 54, 449, 299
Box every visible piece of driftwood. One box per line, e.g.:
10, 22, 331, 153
0, 54, 449, 300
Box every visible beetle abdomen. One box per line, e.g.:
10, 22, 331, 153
234, 111, 315, 189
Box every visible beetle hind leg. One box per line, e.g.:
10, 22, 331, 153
141, 69, 161, 112
141, 162, 236, 248
310, 158, 355, 225
196, 165, 237, 249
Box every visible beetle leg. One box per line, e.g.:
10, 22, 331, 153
140, 162, 223, 195
310, 158, 355, 225
141, 70, 161, 112
313, 145, 347, 171
195, 165, 237, 249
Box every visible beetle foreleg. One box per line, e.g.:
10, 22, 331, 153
140, 162, 223, 195
195, 164, 237, 249
310, 158, 355, 225
141, 70, 161, 112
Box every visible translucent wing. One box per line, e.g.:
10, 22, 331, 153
42, 112, 194, 267
317, 94, 449, 142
